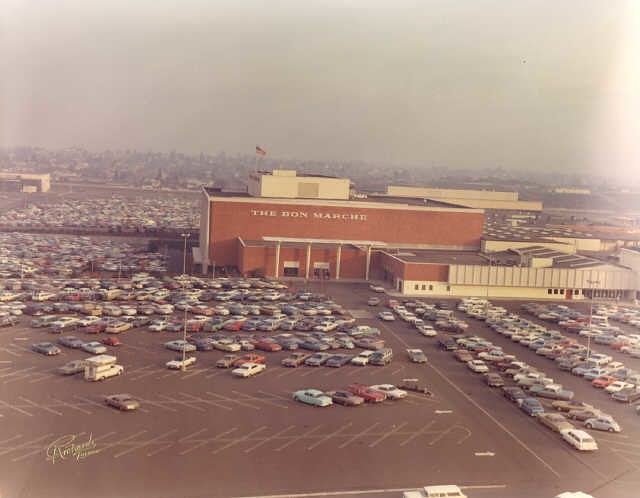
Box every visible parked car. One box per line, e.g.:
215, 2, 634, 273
552, 400, 594, 412
350, 350, 375, 366
305, 352, 332, 367
232, 362, 266, 378
325, 354, 352, 368
326, 390, 365, 406
82, 341, 108, 355
585, 416, 621, 433
57, 336, 85, 349
166, 356, 197, 370
346, 383, 386, 403
567, 408, 604, 422
292, 389, 333, 407
370, 384, 407, 400
102, 337, 122, 347
483, 373, 505, 387
56, 359, 85, 375
467, 360, 489, 373
537, 413, 575, 433
407, 348, 427, 363
611, 387, 640, 403
520, 397, 545, 416
232, 354, 267, 367
281, 352, 311, 368
104, 394, 140, 411
32, 342, 62, 355
164, 340, 197, 352
502, 386, 527, 405
216, 354, 239, 368
561, 429, 598, 451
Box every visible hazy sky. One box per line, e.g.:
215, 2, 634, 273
2, 1, 638, 181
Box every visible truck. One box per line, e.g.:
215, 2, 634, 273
84, 355, 124, 381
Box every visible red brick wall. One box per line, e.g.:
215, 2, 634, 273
209, 200, 483, 267
372, 252, 449, 282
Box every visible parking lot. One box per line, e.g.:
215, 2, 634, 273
1, 282, 639, 498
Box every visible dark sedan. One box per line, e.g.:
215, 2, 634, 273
326, 390, 365, 406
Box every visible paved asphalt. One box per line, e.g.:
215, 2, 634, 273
0, 282, 638, 498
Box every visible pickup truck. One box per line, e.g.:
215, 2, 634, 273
528, 384, 575, 401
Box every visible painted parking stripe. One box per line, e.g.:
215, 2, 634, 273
179, 392, 232, 411
244, 425, 296, 453
129, 369, 161, 381
3, 373, 36, 384
368, 422, 407, 448
338, 422, 381, 449
274, 425, 324, 452
211, 426, 267, 454
322, 368, 343, 377
0, 366, 36, 378
0, 399, 33, 417
399, 420, 436, 446
231, 484, 508, 498
114, 429, 178, 458
53, 397, 93, 415
257, 390, 292, 403
206, 391, 260, 410
99, 430, 148, 453
181, 367, 209, 380
390, 365, 405, 376
308, 422, 353, 450
19, 397, 63, 416
28, 373, 52, 384
0, 347, 21, 357
0, 434, 23, 445
276, 368, 299, 378
71, 395, 108, 411
157, 393, 207, 412
179, 427, 236, 456
0, 433, 54, 457
137, 396, 178, 413
231, 390, 288, 409
204, 369, 224, 379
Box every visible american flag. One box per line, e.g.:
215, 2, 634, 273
255, 146, 266, 156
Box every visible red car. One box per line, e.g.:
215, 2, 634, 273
232, 353, 267, 367
254, 339, 283, 352
592, 375, 618, 388
346, 383, 386, 403
224, 321, 244, 331
102, 337, 122, 346
86, 322, 107, 334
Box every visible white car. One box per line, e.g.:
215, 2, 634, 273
165, 340, 197, 352
79, 316, 102, 327
351, 350, 375, 366
214, 339, 242, 352
82, 341, 107, 354
378, 312, 395, 321
166, 356, 197, 370
604, 380, 634, 393
232, 362, 266, 378
369, 285, 385, 293
370, 384, 407, 400
148, 321, 168, 332
417, 325, 437, 337
467, 360, 489, 373
561, 429, 598, 451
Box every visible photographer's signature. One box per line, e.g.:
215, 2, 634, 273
46, 433, 101, 463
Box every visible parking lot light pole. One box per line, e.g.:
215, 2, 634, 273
180, 233, 191, 371
586, 279, 599, 362
181, 233, 191, 276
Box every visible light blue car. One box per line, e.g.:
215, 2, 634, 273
292, 389, 333, 407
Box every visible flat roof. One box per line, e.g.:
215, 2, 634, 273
202, 186, 482, 213
380, 250, 487, 265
